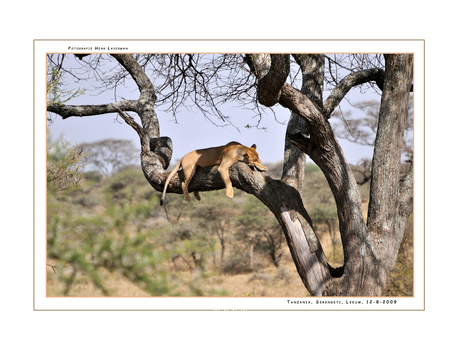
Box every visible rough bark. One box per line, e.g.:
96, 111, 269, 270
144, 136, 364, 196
368, 54, 414, 233
246, 54, 291, 107
47, 100, 138, 119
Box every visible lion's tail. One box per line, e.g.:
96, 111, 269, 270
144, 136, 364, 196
160, 160, 182, 206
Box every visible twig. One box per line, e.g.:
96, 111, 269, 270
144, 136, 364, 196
113, 106, 149, 153
47, 264, 57, 274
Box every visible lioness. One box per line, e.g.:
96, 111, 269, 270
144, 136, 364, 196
160, 141, 267, 205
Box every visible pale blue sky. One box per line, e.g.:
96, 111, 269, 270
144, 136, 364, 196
48, 54, 376, 167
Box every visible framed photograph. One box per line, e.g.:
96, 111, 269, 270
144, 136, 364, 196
34, 39, 424, 311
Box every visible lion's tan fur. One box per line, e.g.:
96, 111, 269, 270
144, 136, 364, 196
160, 141, 267, 205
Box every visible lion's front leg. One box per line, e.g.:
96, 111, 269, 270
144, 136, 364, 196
217, 164, 234, 199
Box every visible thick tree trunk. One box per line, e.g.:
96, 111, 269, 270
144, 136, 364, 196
361, 54, 414, 293
334, 54, 414, 296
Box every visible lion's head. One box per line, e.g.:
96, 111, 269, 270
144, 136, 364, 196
244, 144, 268, 172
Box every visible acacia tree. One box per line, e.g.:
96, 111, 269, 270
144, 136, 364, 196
47, 53, 413, 296
80, 139, 137, 177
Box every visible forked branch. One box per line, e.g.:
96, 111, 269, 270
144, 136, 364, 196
113, 106, 150, 154
323, 68, 385, 118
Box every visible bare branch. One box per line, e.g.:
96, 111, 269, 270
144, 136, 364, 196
113, 106, 149, 153
110, 54, 159, 138
331, 101, 380, 146
47, 100, 138, 119
111, 54, 156, 101
323, 68, 385, 118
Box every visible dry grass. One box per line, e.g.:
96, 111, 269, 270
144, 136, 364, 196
47, 266, 150, 297
46, 246, 309, 297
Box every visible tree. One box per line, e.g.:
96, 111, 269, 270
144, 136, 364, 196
47, 59, 88, 193
309, 204, 340, 260
237, 195, 284, 268
80, 139, 137, 178
47, 53, 413, 296
194, 193, 239, 265
332, 99, 413, 185
47, 137, 87, 193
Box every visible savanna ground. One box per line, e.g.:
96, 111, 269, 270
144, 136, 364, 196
46, 142, 413, 297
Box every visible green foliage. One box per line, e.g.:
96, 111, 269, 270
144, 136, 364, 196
83, 170, 103, 183
310, 204, 337, 229
47, 64, 85, 107
105, 168, 154, 204
238, 196, 284, 268
48, 194, 176, 296
47, 214, 110, 295
302, 166, 344, 266
302, 164, 335, 205
47, 137, 88, 195
238, 195, 275, 231
304, 162, 320, 174
48, 167, 230, 296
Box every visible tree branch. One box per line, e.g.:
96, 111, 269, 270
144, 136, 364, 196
323, 68, 385, 118
279, 82, 368, 273
292, 54, 325, 109
47, 100, 138, 119
254, 54, 291, 107
110, 54, 159, 138
113, 106, 150, 154
281, 55, 324, 191
279, 83, 324, 130
110, 54, 156, 101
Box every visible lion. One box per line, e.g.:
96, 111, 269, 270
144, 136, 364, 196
160, 141, 267, 205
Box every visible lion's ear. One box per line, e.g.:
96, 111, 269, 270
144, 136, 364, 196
243, 153, 249, 161
251, 144, 257, 149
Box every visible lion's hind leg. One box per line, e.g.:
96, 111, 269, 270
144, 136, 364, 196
180, 182, 191, 202
181, 164, 197, 202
